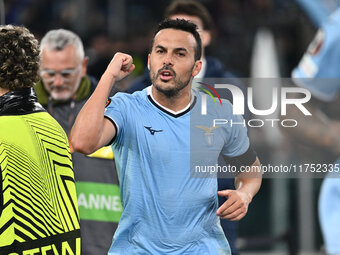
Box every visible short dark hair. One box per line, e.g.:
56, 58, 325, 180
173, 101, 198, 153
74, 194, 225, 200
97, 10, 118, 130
151, 18, 202, 61
165, 0, 213, 31
0, 25, 40, 90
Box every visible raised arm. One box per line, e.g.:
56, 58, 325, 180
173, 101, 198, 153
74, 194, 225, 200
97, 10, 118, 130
70, 53, 135, 154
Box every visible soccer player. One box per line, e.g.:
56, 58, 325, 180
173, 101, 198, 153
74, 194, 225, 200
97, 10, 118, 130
71, 19, 262, 254
128, 3, 249, 253
0, 25, 80, 254
286, 7, 340, 255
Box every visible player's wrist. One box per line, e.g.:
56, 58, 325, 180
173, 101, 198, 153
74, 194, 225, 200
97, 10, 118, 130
101, 71, 118, 87
236, 187, 253, 205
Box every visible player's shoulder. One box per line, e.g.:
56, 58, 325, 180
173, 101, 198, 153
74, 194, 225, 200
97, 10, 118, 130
291, 8, 340, 100
106, 88, 149, 111
327, 7, 340, 25
321, 8, 340, 46
111, 89, 147, 102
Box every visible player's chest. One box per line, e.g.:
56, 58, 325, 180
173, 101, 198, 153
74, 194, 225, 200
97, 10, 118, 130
129, 112, 226, 154
132, 114, 189, 152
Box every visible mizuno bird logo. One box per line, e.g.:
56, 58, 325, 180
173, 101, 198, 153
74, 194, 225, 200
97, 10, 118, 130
144, 126, 163, 135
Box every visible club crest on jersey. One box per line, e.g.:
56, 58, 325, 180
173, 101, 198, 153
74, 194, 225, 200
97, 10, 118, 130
196, 126, 221, 146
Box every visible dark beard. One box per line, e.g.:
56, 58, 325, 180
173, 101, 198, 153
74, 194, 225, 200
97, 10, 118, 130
150, 64, 193, 98
153, 79, 190, 98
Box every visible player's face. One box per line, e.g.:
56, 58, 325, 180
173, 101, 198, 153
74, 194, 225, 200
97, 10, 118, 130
148, 28, 201, 98
40, 45, 87, 101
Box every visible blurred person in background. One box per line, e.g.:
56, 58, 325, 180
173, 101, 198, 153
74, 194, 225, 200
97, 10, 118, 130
0, 25, 80, 254
35, 28, 122, 255
284, 7, 340, 255
127, 1, 248, 254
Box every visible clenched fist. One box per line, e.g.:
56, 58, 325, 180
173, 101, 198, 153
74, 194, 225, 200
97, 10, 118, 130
105, 52, 135, 81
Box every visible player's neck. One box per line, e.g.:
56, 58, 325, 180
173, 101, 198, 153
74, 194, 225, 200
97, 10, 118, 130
151, 85, 192, 112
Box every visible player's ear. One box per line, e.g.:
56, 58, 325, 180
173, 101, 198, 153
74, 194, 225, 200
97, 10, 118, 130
147, 54, 151, 70
192, 60, 202, 77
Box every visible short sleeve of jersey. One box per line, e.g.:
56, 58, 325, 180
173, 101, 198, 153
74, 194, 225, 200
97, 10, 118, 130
292, 7, 340, 102
220, 101, 250, 158
104, 92, 129, 145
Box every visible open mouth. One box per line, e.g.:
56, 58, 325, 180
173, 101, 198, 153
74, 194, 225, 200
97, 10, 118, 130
159, 70, 174, 81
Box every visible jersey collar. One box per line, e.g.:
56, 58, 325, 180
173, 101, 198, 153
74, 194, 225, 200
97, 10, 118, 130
147, 86, 196, 118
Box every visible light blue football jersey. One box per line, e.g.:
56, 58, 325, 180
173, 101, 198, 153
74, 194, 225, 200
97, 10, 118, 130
292, 7, 340, 101
292, 7, 340, 254
104, 86, 250, 255
295, 0, 340, 27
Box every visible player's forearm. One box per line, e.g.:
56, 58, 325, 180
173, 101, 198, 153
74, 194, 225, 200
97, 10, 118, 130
71, 53, 134, 154
234, 158, 262, 203
70, 71, 116, 154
